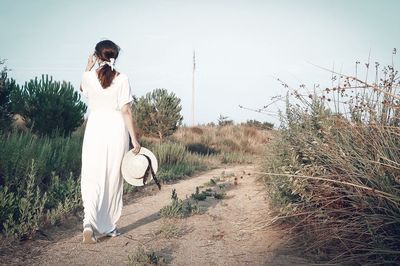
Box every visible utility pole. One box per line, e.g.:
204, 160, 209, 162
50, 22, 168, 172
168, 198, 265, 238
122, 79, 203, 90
192, 50, 196, 126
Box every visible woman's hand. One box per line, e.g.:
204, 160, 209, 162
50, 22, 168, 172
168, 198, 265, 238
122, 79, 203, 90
85, 53, 97, 71
131, 139, 141, 155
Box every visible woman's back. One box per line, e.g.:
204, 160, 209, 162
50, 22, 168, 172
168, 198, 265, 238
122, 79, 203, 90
81, 70, 132, 112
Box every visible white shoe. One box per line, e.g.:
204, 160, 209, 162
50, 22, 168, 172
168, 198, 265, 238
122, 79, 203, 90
82, 225, 97, 244
106, 228, 121, 237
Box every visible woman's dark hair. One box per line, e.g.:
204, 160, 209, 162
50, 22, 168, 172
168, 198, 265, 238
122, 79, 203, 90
95, 40, 120, 88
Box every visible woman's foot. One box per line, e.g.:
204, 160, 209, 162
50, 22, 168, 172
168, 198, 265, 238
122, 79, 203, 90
82, 224, 97, 244
106, 227, 121, 237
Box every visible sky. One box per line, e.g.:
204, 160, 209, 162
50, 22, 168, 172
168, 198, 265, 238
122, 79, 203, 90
1, 0, 399, 126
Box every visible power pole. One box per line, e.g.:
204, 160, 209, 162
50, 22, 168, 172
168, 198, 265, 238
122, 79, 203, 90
192, 50, 196, 126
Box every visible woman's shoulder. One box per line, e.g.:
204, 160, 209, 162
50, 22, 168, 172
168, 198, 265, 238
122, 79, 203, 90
82, 69, 95, 79
115, 72, 129, 80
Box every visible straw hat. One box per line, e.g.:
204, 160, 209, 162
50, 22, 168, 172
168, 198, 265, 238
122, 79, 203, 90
121, 147, 159, 187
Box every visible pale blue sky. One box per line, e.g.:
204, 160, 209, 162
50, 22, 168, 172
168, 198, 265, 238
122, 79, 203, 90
1, 0, 399, 125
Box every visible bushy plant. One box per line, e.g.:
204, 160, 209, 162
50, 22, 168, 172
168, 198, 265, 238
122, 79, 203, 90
244, 119, 274, 130
128, 245, 166, 266
159, 189, 199, 218
0, 59, 14, 133
185, 142, 219, 155
132, 88, 183, 139
12, 74, 87, 137
217, 114, 233, 126
152, 142, 187, 166
264, 63, 400, 264
0, 131, 83, 187
149, 141, 208, 182
1, 160, 47, 239
0, 131, 83, 238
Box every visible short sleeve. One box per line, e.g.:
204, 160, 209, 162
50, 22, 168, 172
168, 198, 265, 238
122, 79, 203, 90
118, 76, 133, 109
80, 72, 90, 99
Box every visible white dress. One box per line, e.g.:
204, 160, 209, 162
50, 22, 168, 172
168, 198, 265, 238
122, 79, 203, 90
80, 69, 133, 234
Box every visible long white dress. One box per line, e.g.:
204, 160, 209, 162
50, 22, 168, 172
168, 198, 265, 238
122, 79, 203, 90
80, 69, 133, 234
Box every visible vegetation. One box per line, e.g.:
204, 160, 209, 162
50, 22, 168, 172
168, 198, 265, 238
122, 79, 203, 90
128, 245, 166, 266
0, 63, 266, 240
191, 186, 225, 201
149, 141, 208, 182
264, 62, 400, 264
0, 59, 13, 133
11, 74, 87, 137
0, 132, 83, 239
154, 220, 181, 239
172, 124, 271, 160
243, 119, 274, 130
132, 88, 183, 140
159, 189, 200, 218
217, 114, 233, 126
191, 187, 208, 201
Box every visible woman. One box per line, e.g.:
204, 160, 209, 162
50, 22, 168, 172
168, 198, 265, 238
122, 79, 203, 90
79, 40, 141, 244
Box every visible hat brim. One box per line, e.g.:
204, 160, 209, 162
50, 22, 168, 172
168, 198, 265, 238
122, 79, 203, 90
121, 147, 158, 186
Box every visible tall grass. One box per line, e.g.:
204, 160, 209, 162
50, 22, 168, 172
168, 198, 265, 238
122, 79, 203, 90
151, 141, 208, 182
264, 64, 400, 264
0, 131, 83, 239
0, 130, 82, 187
172, 124, 271, 163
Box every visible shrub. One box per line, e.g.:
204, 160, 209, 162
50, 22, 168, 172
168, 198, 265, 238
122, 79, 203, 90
190, 187, 207, 201
132, 88, 183, 140
264, 63, 400, 264
0, 131, 83, 238
157, 161, 207, 183
0, 60, 14, 133
1, 161, 47, 239
244, 119, 274, 130
185, 142, 218, 155
128, 246, 166, 266
159, 189, 199, 218
218, 114, 233, 126
150, 141, 208, 182
152, 142, 186, 166
0, 131, 83, 187
12, 74, 87, 137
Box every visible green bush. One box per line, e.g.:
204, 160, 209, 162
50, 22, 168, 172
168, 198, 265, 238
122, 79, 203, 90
132, 88, 183, 139
191, 187, 207, 201
0, 131, 83, 238
1, 161, 47, 239
159, 189, 199, 218
0, 131, 83, 187
185, 142, 219, 155
218, 114, 233, 126
157, 161, 206, 183
12, 74, 87, 137
149, 141, 208, 183
0, 59, 14, 133
152, 142, 186, 166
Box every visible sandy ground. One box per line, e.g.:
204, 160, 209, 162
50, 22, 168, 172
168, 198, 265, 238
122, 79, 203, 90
0, 164, 310, 266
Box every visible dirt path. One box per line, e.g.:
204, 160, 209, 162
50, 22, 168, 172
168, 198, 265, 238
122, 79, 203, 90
2, 164, 309, 265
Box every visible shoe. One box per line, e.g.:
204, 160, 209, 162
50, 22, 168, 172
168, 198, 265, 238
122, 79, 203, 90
106, 227, 121, 237
82, 224, 97, 244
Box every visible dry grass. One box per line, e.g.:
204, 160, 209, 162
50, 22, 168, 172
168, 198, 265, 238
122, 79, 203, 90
172, 124, 271, 155
264, 63, 400, 264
